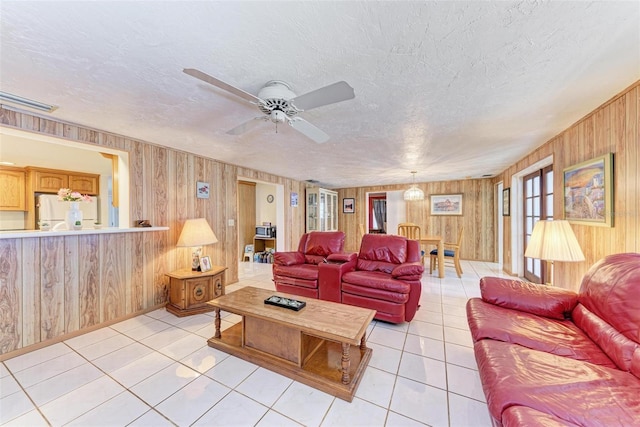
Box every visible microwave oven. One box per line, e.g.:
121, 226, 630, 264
256, 225, 276, 238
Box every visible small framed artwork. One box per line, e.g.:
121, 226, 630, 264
563, 153, 613, 227
430, 194, 463, 215
343, 198, 355, 214
200, 255, 212, 272
197, 181, 210, 199
290, 192, 298, 207
502, 188, 511, 216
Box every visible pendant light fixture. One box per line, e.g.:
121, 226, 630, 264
403, 171, 424, 201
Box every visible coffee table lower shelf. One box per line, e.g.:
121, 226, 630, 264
207, 321, 372, 402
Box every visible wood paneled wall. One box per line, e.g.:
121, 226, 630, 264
496, 80, 639, 290
0, 107, 307, 357
337, 179, 495, 261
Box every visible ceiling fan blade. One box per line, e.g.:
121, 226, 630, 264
183, 68, 261, 104
289, 118, 330, 143
226, 117, 267, 135
291, 81, 355, 111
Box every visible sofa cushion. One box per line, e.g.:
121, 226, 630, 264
357, 234, 408, 273
480, 277, 578, 320
467, 298, 616, 367
475, 339, 640, 425
274, 251, 305, 266
342, 283, 409, 305
304, 231, 345, 257
273, 264, 319, 284
572, 303, 639, 372
342, 270, 410, 295
578, 253, 640, 345
502, 406, 580, 427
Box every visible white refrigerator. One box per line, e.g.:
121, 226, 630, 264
36, 194, 99, 229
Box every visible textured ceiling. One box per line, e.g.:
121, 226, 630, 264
1, 1, 638, 188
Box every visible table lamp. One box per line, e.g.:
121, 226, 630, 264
176, 218, 218, 271
524, 220, 585, 286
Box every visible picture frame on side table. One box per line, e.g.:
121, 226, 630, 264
430, 194, 463, 215
200, 256, 212, 272
343, 198, 355, 213
503, 188, 510, 216
563, 153, 613, 227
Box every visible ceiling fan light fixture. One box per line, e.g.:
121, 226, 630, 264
270, 110, 287, 124
403, 171, 425, 201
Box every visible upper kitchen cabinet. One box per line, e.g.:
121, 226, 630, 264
0, 166, 26, 211
26, 167, 100, 195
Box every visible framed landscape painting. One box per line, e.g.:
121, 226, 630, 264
430, 194, 463, 215
563, 153, 613, 227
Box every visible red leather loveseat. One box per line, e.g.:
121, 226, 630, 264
272, 231, 354, 301
466, 253, 640, 426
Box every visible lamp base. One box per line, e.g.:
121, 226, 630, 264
544, 260, 553, 287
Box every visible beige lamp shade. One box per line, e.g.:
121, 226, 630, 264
525, 220, 585, 262
176, 218, 218, 247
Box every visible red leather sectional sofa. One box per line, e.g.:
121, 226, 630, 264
466, 253, 640, 426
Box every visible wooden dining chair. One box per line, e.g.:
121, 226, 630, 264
430, 227, 464, 277
397, 223, 424, 263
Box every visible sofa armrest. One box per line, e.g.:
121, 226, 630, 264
326, 252, 357, 263
273, 251, 305, 266
480, 277, 578, 320
392, 262, 424, 280
318, 257, 356, 302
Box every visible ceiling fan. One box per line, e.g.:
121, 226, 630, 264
183, 68, 355, 143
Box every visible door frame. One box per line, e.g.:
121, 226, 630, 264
237, 177, 284, 253
509, 155, 553, 277
496, 181, 504, 265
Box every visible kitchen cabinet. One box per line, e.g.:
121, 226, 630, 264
0, 166, 26, 211
68, 173, 99, 194
27, 167, 99, 195
306, 187, 338, 232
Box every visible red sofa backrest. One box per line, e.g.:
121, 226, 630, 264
298, 231, 345, 264
574, 253, 640, 376
356, 234, 420, 274
578, 253, 640, 344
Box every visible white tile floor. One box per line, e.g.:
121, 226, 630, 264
1, 260, 511, 427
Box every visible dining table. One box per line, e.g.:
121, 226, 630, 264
420, 235, 445, 278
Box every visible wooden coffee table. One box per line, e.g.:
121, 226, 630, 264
206, 286, 375, 401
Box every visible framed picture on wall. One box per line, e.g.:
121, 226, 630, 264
343, 198, 355, 213
291, 192, 298, 207
196, 181, 210, 199
503, 188, 510, 216
563, 153, 613, 227
430, 194, 463, 215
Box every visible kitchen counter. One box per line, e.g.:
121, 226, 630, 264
0, 226, 169, 239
